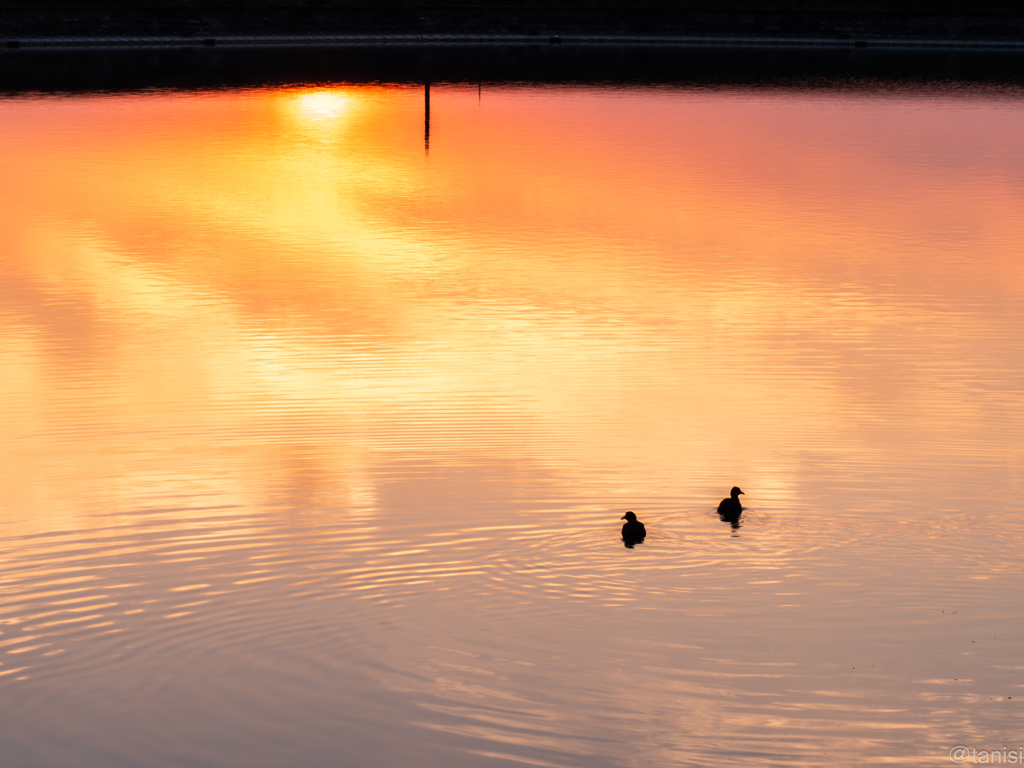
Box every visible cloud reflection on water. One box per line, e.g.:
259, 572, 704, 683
1, 83, 1023, 767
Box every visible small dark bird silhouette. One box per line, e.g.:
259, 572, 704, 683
717, 487, 744, 529
621, 511, 646, 546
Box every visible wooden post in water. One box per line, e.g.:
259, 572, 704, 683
424, 80, 431, 154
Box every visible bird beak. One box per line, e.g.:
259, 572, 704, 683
621, 515, 628, 520
739, 490, 745, 495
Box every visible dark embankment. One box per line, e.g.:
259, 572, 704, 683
4, 0, 1024, 93
4, 42, 1024, 93
2, 1, 1024, 43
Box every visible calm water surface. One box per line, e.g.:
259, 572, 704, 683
1, 83, 1023, 767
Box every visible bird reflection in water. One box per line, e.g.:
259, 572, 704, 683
621, 511, 646, 548
717, 486, 745, 531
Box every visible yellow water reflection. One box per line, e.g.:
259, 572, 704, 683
3, 87, 1023, 523
293, 89, 351, 120
1, 83, 1023, 767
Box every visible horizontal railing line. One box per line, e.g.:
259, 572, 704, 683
6, 34, 1024, 51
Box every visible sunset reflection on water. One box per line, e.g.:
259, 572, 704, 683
1, 83, 1023, 767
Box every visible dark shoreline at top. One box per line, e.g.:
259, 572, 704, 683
6, 43, 1024, 94
5, 3, 1024, 93
3, 3, 1024, 46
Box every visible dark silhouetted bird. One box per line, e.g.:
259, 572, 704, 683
717, 487, 744, 525
621, 511, 646, 545
718, 487, 744, 514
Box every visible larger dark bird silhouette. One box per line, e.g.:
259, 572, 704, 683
621, 511, 646, 546
717, 486, 744, 529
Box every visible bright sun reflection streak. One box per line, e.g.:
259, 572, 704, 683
294, 90, 350, 120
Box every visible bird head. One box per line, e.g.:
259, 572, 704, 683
731, 487, 744, 498
621, 511, 637, 522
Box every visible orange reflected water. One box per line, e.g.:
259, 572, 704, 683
1, 84, 1023, 767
